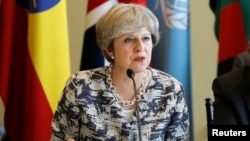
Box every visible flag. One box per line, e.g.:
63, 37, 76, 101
210, 0, 250, 76
80, 0, 146, 70
147, 0, 193, 140
0, 0, 71, 140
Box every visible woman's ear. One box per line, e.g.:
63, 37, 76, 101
104, 49, 114, 59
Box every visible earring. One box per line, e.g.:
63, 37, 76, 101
111, 54, 114, 59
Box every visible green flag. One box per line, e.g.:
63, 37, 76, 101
210, 0, 250, 76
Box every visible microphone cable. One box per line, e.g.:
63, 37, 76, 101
127, 69, 142, 141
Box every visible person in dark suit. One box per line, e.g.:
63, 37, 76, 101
211, 40, 250, 124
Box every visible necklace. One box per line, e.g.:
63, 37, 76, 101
106, 65, 147, 107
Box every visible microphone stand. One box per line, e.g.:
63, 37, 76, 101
127, 69, 142, 141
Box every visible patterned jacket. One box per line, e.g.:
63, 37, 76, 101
50, 66, 190, 141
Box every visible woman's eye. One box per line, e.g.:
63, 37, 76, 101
142, 36, 151, 41
124, 38, 134, 43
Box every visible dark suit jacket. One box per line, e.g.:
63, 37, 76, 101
212, 65, 250, 124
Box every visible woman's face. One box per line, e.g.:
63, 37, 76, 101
111, 27, 153, 73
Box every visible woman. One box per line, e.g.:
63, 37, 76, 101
50, 3, 189, 141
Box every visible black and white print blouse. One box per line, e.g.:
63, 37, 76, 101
50, 66, 190, 141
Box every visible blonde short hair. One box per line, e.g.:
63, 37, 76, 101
96, 3, 160, 64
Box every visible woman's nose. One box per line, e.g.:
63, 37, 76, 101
135, 39, 144, 52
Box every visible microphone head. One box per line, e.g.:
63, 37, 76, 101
127, 69, 135, 79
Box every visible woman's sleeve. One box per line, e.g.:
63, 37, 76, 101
50, 74, 80, 141
166, 83, 190, 141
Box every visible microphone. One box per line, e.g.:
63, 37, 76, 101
126, 69, 142, 141
127, 69, 135, 79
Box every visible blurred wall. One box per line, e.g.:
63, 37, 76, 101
190, 0, 217, 140
0, 0, 218, 141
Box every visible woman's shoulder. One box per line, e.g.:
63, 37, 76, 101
149, 68, 182, 83
148, 68, 184, 95
69, 67, 108, 80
